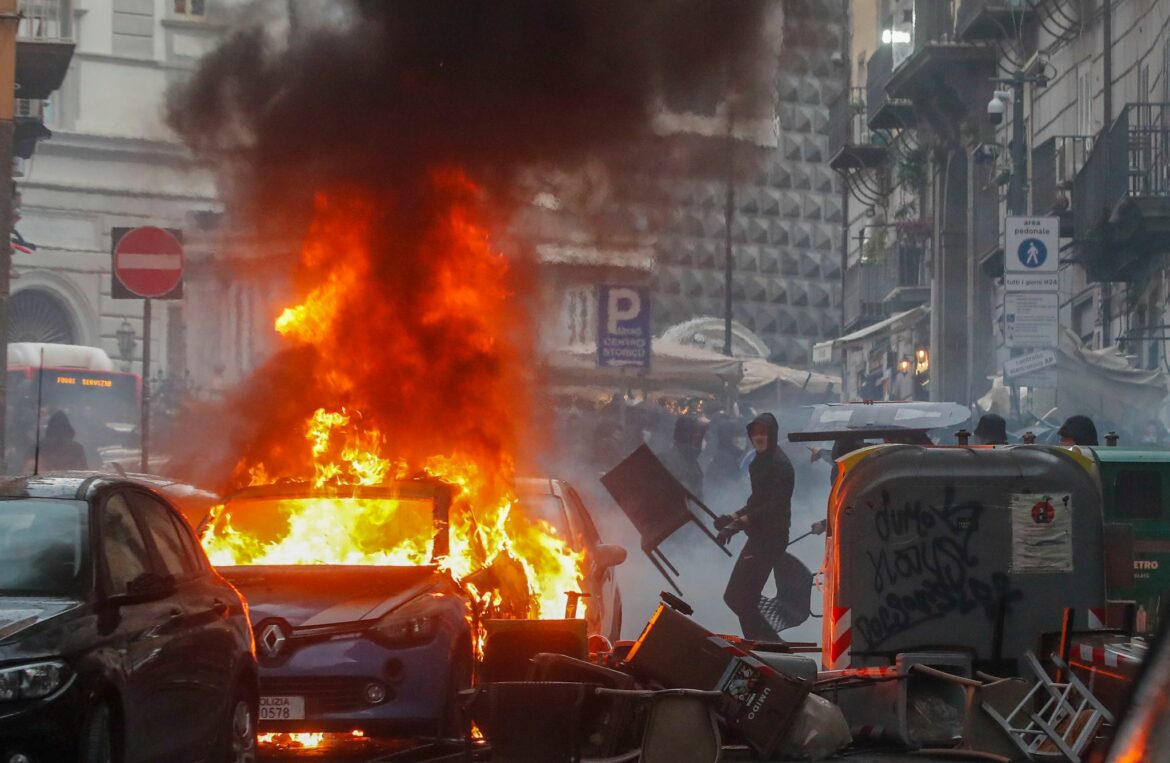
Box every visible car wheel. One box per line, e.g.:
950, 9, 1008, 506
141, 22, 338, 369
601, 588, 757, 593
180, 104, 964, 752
438, 654, 473, 740
79, 701, 114, 763
212, 684, 257, 763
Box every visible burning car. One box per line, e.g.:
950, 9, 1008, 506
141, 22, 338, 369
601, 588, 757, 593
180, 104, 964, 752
200, 478, 474, 738
515, 478, 625, 641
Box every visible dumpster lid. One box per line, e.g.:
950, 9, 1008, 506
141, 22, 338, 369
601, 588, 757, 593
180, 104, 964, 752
787, 402, 970, 442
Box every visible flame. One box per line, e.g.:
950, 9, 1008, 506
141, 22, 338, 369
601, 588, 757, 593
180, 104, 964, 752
258, 732, 324, 749
201, 175, 584, 625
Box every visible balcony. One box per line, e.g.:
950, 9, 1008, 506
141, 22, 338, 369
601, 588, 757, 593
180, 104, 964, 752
1031, 135, 1093, 237
844, 260, 893, 331
866, 45, 916, 131
843, 242, 929, 330
16, 0, 74, 101
828, 87, 889, 171
882, 242, 929, 309
955, 0, 1034, 41
1073, 103, 1170, 281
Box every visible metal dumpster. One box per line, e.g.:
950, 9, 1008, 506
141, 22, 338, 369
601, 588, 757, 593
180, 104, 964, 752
822, 445, 1106, 670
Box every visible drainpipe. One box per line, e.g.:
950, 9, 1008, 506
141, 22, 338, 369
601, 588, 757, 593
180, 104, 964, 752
1101, 0, 1113, 347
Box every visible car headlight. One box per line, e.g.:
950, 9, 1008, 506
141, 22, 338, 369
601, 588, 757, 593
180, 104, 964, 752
371, 594, 447, 646
0, 661, 69, 701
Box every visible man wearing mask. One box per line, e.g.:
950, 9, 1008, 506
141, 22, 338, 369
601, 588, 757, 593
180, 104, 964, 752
715, 412, 795, 641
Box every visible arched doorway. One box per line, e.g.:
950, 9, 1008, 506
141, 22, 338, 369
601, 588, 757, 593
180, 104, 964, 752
7, 289, 77, 344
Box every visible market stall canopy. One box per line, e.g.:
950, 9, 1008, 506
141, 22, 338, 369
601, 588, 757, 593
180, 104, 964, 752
786, 401, 971, 442
981, 328, 1169, 430
545, 340, 837, 396
812, 306, 930, 365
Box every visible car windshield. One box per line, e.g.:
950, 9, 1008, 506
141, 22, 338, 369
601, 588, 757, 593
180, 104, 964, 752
0, 499, 87, 596
201, 492, 440, 567
515, 493, 571, 540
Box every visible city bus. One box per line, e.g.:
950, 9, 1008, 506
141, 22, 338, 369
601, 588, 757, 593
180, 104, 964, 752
6, 342, 140, 470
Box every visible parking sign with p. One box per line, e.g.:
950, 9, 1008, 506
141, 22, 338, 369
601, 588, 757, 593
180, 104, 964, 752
598, 286, 651, 368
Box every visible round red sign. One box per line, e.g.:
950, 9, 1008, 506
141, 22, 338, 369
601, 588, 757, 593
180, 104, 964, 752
113, 226, 183, 298
1031, 500, 1055, 524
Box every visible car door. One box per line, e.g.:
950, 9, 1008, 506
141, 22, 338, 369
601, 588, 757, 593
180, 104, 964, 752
128, 490, 238, 746
96, 490, 195, 762
559, 483, 619, 637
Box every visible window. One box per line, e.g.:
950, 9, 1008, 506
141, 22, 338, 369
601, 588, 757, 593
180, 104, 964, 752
174, 0, 205, 16
101, 494, 152, 594
561, 484, 601, 546
131, 493, 199, 578
1115, 470, 1162, 520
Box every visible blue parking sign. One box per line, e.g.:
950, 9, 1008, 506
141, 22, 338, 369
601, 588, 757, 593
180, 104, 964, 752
598, 286, 651, 368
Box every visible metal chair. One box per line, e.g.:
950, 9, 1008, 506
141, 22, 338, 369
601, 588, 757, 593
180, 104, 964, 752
981, 652, 1114, 762
586, 688, 723, 763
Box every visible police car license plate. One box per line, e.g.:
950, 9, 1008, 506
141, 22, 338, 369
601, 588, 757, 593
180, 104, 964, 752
260, 696, 305, 720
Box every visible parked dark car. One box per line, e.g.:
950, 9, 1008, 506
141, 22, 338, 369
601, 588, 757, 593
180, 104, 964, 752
514, 478, 626, 641
0, 472, 258, 763
200, 479, 474, 739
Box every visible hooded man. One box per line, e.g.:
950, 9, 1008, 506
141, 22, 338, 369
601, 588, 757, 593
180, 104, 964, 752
974, 413, 1008, 445
1058, 415, 1099, 446
25, 411, 88, 472
658, 415, 708, 501
715, 412, 795, 641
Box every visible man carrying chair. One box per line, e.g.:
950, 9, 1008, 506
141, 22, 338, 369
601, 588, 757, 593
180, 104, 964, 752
716, 412, 797, 642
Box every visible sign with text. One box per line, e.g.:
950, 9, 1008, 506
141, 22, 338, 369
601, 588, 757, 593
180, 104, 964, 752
1004, 291, 1059, 349
1003, 349, 1058, 379
1005, 216, 1059, 284
597, 286, 651, 368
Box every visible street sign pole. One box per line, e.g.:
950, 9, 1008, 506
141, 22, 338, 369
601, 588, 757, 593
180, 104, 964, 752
140, 298, 151, 473
110, 226, 183, 474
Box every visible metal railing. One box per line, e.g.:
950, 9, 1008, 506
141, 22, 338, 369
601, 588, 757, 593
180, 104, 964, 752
829, 87, 874, 157
18, 0, 71, 42
1074, 103, 1170, 240
1032, 135, 1094, 215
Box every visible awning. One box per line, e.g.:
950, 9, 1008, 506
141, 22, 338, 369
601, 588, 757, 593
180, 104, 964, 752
978, 328, 1170, 430
544, 340, 837, 396
812, 306, 930, 365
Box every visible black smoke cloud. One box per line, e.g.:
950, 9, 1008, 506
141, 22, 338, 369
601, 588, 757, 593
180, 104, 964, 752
169, 0, 774, 212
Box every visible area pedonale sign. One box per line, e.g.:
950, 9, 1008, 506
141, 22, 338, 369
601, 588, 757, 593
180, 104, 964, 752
111, 226, 183, 300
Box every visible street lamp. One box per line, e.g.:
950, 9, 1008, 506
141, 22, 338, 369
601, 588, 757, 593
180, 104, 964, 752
116, 319, 136, 370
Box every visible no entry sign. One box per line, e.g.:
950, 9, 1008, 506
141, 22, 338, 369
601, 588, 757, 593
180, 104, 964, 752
112, 226, 183, 299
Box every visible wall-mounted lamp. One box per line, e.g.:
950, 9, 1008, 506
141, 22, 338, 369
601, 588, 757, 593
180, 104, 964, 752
915, 347, 929, 375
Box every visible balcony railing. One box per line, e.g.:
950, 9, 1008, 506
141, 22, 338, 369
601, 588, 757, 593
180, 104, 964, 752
19, 0, 72, 42
844, 260, 893, 329
1032, 135, 1094, 219
1074, 103, 1170, 242
866, 45, 916, 130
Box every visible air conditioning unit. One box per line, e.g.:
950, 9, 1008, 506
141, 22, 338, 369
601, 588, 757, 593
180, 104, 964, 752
14, 99, 43, 119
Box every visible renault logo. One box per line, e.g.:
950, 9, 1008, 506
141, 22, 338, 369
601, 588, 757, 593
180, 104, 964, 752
259, 622, 287, 658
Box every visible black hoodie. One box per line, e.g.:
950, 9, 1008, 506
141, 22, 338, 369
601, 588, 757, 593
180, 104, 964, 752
741, 412, 794, 539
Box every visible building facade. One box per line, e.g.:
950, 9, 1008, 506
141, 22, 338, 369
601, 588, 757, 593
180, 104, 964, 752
821, 0, 1170, 428
13, 0, 227, 388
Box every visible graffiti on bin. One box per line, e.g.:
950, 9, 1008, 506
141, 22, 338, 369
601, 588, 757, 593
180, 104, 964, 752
855, 487, 1023, 649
